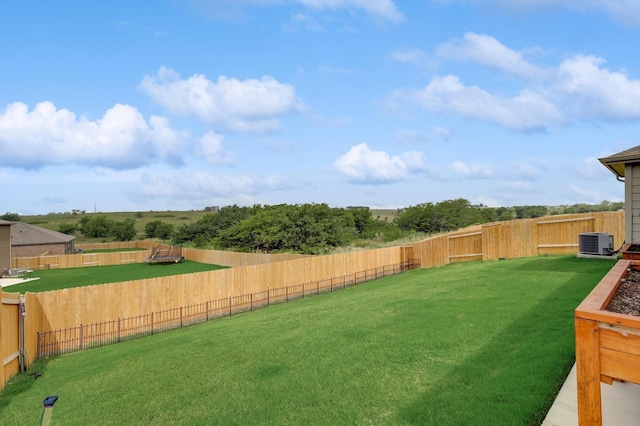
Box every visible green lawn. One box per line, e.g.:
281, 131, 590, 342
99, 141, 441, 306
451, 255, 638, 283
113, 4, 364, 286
0, 256, 614, 425
4, 261, 228, 293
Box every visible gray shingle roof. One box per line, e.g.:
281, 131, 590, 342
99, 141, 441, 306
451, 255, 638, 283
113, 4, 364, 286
599, 145, 640, 178
9, 222, 75, 246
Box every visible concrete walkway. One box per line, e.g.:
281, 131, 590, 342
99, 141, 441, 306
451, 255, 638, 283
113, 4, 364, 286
542, 364, 640, 425
0, 277, 40, 288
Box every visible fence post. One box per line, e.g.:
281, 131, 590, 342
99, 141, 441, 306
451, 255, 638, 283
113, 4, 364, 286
180, 307, 183, 328
117, 318, 121, 343
286, 286, 289, 302
250, 293, 253, 312
37, 332, 40, 359
151, 313, 154, 335
206, 301, 209, 322
317, 281, 319, 295
330, 278, 333, 292
229, 296, 232, 317
267, 288, 270, 306
79, 324, 83, 351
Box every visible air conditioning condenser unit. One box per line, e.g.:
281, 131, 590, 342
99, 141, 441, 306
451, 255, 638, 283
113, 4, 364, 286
578, 232, 614, 255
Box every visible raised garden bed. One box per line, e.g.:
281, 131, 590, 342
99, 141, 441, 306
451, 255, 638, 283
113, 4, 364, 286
575, 259, 640, 425
621, 243, 640, 260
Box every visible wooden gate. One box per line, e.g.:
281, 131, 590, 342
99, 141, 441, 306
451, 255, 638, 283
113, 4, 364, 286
1, 290, 22, 391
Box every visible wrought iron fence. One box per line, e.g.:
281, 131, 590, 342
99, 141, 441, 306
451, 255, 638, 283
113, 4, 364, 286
37, 261, 418, 358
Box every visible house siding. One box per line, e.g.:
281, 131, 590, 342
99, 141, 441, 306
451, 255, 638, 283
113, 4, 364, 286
0, 223, 11, 271
627, 163, 640, 243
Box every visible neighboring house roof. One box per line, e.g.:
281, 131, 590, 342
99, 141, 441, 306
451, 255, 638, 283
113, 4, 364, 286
0, 219, 13, 226
599, 145, 640, 179
9, 221, 75, 246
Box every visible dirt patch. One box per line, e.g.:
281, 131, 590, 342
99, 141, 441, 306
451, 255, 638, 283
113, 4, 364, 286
606, 269, 640, 316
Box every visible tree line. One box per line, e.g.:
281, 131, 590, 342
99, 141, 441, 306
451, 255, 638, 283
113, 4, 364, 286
2, 199, 626, 250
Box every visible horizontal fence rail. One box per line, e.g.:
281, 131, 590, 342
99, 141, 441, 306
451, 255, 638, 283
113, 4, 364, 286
37, 262, 416, 358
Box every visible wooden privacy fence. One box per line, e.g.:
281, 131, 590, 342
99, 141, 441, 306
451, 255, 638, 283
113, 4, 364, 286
12, 242, 310, 270
19, 245, 409, 370
1, 291, 21, 391
36, 262, 412, 358
410, 211, 624, 268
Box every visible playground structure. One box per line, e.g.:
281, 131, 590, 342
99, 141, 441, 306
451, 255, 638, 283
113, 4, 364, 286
145, 245, 184, 264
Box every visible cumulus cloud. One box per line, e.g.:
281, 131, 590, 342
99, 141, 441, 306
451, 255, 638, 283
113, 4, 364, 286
389, 33, 640, 130
333, 142, 430, 183
392, 75, 563, 131
554, 55, 640, 121
451, 160, 493, 178
198, 131, 232, 165
139, 66, 304, 133
436, 32, 549, 80
0, 101, 188, 169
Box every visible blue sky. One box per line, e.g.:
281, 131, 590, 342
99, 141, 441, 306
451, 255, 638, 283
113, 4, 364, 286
1, 0, 639, 215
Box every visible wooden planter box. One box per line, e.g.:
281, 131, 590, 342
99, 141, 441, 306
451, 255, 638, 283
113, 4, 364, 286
575, 259, 640, 425
621, 243, 640, 260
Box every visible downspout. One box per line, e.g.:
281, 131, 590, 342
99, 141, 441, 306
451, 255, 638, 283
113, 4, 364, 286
617, 175, 625, 183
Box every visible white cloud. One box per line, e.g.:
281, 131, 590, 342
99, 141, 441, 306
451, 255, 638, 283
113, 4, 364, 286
139, 66, 304, 133
436, 32, 549, 80
394, 75, 564, 131
395, 129, 429, 144
296, 0, 404, 23
333, 142, 430, 183
185, 0, 403, 24
138, 171, 255, 200
510, 160, 542, 180
451, 160, 493, 178
433, 126, 452, 141
569, 184, 603, 203
0, 101, 188, 169
136, 170, 297, 201
432, 0, 640, 27
500, 181, 536, 192
573, 156, 612, 180
555, 55, 640, 121
198, 131, 232, 165
284, 13, 324, 31
389, 48, 435, 69
390, 34, 640, 130
318, 65, 356, 75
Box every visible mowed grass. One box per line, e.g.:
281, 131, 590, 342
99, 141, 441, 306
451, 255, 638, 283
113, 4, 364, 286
0, 256, 614, 425
4, 261, 228, 293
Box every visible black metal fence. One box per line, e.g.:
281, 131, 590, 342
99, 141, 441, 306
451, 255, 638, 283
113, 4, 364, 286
37, 261, 418, 358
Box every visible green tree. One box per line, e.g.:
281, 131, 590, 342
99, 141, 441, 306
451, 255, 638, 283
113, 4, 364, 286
154, 222, 175, 240
395, 199, 495, 234
1, 212, 21, 221
112, 219, 137, 241
58, 223, 77, 235
145, 221, 162, 239
79, 215, 114, 238
173, 205, 256, 244
514, 205, 547, 219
